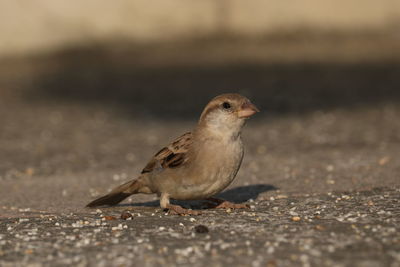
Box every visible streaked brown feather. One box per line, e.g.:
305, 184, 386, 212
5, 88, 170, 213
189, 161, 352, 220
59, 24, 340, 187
141, 132, 192, 174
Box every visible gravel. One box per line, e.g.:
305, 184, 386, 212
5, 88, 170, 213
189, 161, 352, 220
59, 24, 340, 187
0, 188, 399, 266
1, 43, 400, 266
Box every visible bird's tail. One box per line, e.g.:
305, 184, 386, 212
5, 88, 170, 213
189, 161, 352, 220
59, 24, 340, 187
86, 179, 141, 208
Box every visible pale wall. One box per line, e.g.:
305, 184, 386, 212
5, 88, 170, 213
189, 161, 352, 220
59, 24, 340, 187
0, 0, 399, 57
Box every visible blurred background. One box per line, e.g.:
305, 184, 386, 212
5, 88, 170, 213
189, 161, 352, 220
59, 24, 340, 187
0, 1, 399, 211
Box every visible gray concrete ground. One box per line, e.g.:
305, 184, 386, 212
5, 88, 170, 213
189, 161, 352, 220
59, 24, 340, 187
0, 39, 399, 266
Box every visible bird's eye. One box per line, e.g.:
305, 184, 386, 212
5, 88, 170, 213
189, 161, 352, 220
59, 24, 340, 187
222, 102, 231, 110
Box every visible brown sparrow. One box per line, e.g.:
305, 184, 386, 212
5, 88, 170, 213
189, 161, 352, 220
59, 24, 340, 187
87, 93, 259, 215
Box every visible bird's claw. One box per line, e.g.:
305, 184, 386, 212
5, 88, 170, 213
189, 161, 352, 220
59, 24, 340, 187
166, 204, 201, 216
215, 202, 249, 209
206, 198, 249, 209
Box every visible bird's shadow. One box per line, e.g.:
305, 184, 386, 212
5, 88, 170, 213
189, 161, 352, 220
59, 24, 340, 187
217, 184, 277, 203
118, 184, 277, 209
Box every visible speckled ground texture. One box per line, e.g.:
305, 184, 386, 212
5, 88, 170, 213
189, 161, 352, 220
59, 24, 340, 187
1, 38, 400, 266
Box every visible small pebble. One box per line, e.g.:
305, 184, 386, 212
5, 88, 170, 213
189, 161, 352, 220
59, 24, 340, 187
378, 156, 390, 166
291, 216, 301, 222
111, 224, 123, 231
104, 216, 117, 221
120, 211, 133, 220
326, 179, 335, 184
194, 225, 209, 234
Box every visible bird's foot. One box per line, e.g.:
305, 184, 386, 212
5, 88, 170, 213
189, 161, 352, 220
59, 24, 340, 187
206, 197, 249, 209
166, 204, 201, 216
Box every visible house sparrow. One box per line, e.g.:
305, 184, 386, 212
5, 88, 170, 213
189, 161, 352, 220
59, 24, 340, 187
87, 93, 259, 215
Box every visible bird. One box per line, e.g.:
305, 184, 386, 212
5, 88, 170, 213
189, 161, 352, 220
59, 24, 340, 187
86, 93, 259, 215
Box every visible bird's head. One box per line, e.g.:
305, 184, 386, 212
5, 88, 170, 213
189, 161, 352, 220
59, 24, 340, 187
197, 93, 259, 139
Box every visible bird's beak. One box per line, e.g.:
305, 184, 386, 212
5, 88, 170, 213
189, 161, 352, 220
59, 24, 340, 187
237, 101, 260, 118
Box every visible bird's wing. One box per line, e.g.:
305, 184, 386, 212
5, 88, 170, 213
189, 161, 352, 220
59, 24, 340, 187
141, 132, 193, 174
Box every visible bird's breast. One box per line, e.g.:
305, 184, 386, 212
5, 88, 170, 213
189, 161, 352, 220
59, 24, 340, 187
171, 137, 244, 199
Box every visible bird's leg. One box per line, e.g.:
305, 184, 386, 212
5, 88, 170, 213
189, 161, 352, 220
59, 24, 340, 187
160, 193, 200, 215
206, 197, 249, 209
